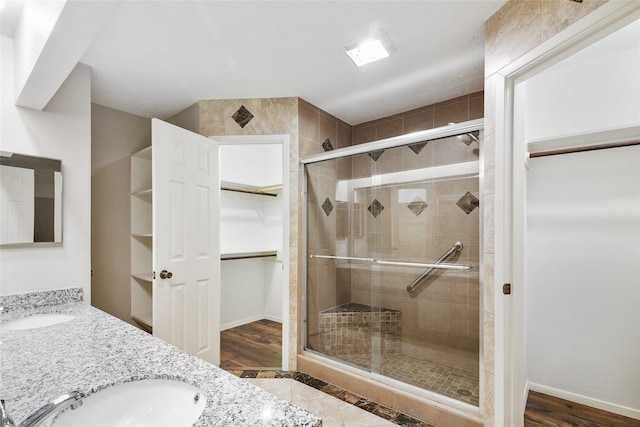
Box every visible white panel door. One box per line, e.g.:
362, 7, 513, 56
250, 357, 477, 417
151, 119, 220, 365
0, 165, 35, 244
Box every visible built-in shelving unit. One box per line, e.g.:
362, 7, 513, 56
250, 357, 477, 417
131, 312, 153, 330
221, 250, 278, 261
131, 273, 153, 282
130, 146, 153, 331
132, 233, 153, 239
218, 157, 285, 330
220, 180, 282, 197
129, 141, 286, 337
132, 188, 153, 201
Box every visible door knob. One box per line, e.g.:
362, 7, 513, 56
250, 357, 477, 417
159, 270, 173, 279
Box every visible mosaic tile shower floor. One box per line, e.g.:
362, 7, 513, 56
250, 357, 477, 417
339, 352, 479, 406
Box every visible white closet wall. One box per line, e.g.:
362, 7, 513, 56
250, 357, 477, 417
219, 190, 279, 253
526, 146, 640, 415
524, 18, 640, 141
219, 144, 284, 329
262, 192, 284, 322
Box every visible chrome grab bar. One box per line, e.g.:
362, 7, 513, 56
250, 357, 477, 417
309, 244, 472, 292
309, 255, 376, 262
375, 260, 470, 271
406, 241, 464, 293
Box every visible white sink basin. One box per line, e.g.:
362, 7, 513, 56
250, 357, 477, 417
1, 314, 74, 331
53, 379, 206, 427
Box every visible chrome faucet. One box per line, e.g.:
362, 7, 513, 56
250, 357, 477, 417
0, 391, 85, 427
1, 400, 16, 427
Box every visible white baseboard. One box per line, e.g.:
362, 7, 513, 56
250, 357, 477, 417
264, 314, 282, 323
220, 315, 264, 331
523, 382, 531, 411
220, 315, 282, 331
527, 382, 640, 421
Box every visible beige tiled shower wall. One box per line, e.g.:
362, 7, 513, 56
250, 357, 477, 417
352, 91, 484, 145
350, 93, 483, 372
303, 92, 484, 374
483, 0, 609, 424
348, 141, 481, 373
298, 100, 353, 350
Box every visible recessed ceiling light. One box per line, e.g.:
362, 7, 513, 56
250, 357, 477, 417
345, 31, 393, 67
346, 39, 389, 67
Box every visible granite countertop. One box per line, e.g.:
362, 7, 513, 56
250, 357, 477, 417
0, 297, 320, 427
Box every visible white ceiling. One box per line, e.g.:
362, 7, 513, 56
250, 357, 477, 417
5, 1, 508, 125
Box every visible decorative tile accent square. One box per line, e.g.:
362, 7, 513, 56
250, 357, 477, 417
322, 138, 334, 152
368, 150, 385, 161
322, 197, 334, 216
239, 369, 260, 378
407, 198, 428, 216
293, 372, 316, 384
396, 413, 425, 427
368, 199, 384, 218
408, 142, 428, 155
231, 105, 254, 128
456, 191, 480, 214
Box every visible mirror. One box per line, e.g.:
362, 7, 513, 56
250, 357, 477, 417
0, 152, 62, 245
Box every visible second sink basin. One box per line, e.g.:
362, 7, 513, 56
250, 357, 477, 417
53, 379, 206, 427
1, 314, 74, 331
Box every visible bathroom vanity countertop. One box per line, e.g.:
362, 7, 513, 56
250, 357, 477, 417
0, 303, 320, 427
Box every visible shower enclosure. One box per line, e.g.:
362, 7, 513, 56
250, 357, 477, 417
303, 120, 482, 407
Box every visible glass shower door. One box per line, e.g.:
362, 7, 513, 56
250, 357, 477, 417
305, 150, 381, 373
304, 131, 481, 406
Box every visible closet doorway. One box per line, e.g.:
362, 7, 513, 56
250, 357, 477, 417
213, 135, 290, 371
508, 12, 640, 421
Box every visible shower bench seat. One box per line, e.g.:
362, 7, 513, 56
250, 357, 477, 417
318, 303, 402, 358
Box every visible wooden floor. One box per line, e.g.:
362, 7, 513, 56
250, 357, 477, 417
525, 391, 640, 427
220, 319, 282, 370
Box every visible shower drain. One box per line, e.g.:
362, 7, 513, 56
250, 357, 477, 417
456, 389, 473, 397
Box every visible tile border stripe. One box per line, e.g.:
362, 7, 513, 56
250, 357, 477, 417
227, 369, 429, 427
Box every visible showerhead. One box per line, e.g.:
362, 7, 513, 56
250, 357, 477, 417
457, 131, 479, 146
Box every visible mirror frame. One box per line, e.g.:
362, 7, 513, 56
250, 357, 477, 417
0, 152, 63, 247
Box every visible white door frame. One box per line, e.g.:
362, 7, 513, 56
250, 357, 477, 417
211, 134, 291, 371
492, 2, 640, 425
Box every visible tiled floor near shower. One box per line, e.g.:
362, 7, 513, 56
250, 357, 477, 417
339, 353, 479, 406
230, 370, 426, 426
